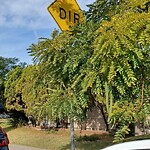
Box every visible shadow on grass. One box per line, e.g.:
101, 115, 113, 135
60, 141, 112, 150
60, 134, 113, 150
3, 126, 16, 132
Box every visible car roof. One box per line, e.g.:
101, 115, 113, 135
102, 139, 150, 150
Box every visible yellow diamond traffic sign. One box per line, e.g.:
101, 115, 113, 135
47, 0, 84, 31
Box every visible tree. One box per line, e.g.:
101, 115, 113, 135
5, 0, 150, 144
67, 0, 150, 141
88, 0, 150, 142
28, 30, 90, 150
86, 0, 120, 22
4, 66, 24, 110
16, 65, 43, 116
86, 0, 150, 23
0, 56, 19, 107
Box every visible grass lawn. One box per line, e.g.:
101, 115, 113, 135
6, 127, 113, 150
1, 119, 150, 150
0, 119, 113, 150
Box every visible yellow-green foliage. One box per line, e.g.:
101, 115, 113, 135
92, 0, 150, 95
109, 101, 136, 126
90, 0, 150, 142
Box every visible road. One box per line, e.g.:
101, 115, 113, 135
9, 144, 48, 150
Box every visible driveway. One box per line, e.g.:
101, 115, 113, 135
9, 144, 48, 150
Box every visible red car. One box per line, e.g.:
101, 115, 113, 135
0, 127, 9, 150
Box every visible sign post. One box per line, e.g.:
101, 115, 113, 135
47, 0, 84, 31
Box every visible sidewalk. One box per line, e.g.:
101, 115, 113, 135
9, 144, 48, 150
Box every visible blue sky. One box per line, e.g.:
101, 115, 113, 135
0, 0, 95, 64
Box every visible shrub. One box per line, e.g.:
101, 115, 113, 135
76, 134, 101, 142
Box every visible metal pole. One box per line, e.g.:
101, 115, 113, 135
70, 119, 75, 150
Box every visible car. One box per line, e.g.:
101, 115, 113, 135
0, 114, 10, 119
102, 139, 150, 150
0, 127, 9, 150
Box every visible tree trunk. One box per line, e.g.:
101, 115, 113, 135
70, 119, 75, 150
97, 103, 109, 131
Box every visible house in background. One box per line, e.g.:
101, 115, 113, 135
74, 106, 107, 131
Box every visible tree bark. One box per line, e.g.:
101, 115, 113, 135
97, 103, 109, 131
139, 65, 145, 109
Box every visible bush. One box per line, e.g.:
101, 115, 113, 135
9, 117, 27, 127
8, 110, 28, 127
76, 134, 101, 142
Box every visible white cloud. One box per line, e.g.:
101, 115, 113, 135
0, 0, 54, 29
0, 0, 95, 63
0, 0, 95, 30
